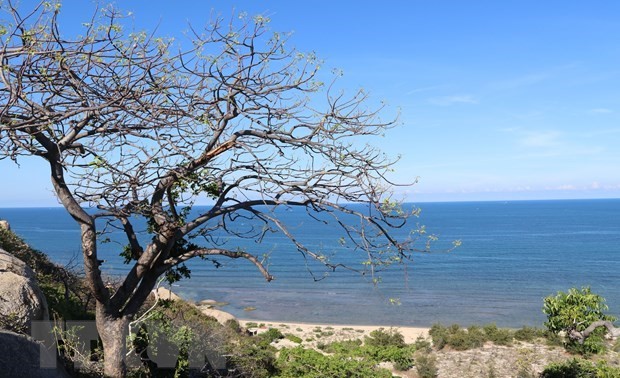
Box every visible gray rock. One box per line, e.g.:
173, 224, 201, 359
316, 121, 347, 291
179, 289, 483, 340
0, 247, 49, 334
0, 330, 69, 378
0, 219, 9, 230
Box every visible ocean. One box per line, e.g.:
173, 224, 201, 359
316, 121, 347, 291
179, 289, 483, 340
1, 199, 619, 328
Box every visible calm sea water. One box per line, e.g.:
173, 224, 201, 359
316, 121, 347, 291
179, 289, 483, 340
1, 199, 619, 328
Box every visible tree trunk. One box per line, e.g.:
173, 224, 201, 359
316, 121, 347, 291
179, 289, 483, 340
97, 305, 130, 377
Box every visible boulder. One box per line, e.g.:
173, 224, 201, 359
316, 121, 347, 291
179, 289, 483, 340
152, 286, 183, 302
0, 247, 49, 334
0, 219, 9, 230
197, 306, 237, 325
151, 287, 237, 325
0, 330, 69, 377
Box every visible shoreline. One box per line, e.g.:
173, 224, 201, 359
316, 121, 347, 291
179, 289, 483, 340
237, 319, 430, 345
156, 287, 431, 344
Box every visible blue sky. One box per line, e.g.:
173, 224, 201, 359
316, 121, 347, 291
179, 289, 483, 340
2, 0, 620, 206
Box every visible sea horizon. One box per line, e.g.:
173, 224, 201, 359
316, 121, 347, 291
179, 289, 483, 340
1, 195, 620, 209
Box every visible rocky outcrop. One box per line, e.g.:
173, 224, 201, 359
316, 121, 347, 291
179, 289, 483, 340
0, 247, 49, 334
152, 287, 237, 325
0, 219, 10, 230
0, 330, 69, 378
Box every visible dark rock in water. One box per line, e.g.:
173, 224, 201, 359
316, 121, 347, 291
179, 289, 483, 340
0, 247, 49, 334
0, 330, 69, 377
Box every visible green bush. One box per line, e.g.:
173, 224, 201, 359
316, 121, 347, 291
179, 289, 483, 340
320, 339, 363, 354
413, 336, 433, 353
541, 358, 620, 378
364, 327, 406, 348
317, 330, 415, 371
275, 347, 392, 378
259, 328, 284, 344
429, 324, 485, 350
284, 334, 303, 344
430, 323, 526, 350
483, 323, 513, 346
514, 326, 545, 342
225, 319, 241, 333
360, 345, 414, 371
131, 299, 228, 377
415, 353, 439, 378
543, 287, 617, 355
228, 337, 278, 378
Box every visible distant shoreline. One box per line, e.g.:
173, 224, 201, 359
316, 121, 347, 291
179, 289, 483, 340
1, 196, 620, 209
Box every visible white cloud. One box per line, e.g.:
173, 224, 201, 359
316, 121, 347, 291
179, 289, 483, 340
489, 72, 549, 91
590, 108, 613, 114
518, 130, 562, 148
405, 84, 449, 95
428, 95, 478, 106
556, 184, 577, 191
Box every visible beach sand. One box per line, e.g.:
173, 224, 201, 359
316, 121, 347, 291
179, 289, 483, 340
238, 319, 430, 348
153, 287, 430, 347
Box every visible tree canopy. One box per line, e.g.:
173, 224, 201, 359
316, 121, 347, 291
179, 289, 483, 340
0, 1, 435, 375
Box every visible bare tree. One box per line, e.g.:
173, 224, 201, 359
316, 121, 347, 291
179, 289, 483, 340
0, 2, 435, 376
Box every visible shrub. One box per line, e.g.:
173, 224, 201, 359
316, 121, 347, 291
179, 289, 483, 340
413, 336, 433, 353
541, 358, 620, 378
415, 352, 439, 378
225, 319, 241, 333
320, 339, 363, 354
429, 324, 448, 349
514, 326, 545, 342
284, 334, 302, 344
228, 337, 278, 378
429, 324, 485, 350
257, 328, 284, 345
276, 347, 392, 378
319, 333, 415, 371
364, 327, 406, 348
543, 287, 617, 355
483, 323, 513, 346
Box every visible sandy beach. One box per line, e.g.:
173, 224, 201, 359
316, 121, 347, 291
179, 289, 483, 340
238, 319, 430, 348
154, 287, 431, 346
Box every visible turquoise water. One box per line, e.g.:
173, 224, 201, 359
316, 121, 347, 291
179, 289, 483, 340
2, 199, 619, 327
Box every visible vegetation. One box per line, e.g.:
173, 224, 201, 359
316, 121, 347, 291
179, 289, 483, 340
0, 0, 440, 374
513, 326, 546, 342
312, 328, 416, 371
276, 347, 393, 378
541, 358, 620, 378
428, 323, 538, 350
414, 352, 439, 378
543, 287, 617, 355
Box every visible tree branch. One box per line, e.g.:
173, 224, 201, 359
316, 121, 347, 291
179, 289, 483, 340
161, 247, 274, 282
569, 320, 620, 344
